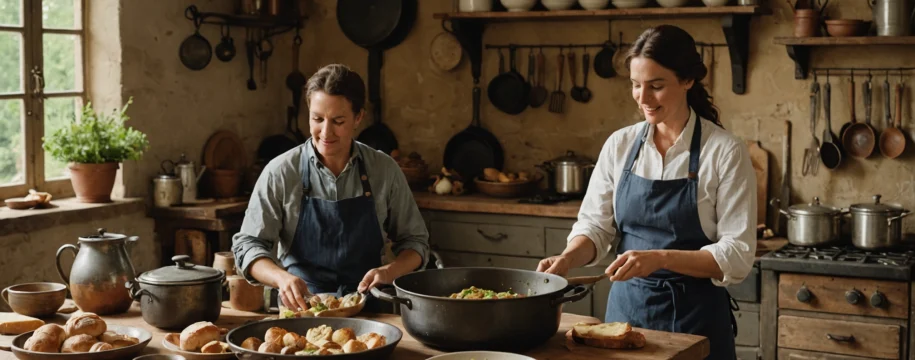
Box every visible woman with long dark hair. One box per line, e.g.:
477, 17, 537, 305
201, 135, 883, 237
537, 25, 756, 360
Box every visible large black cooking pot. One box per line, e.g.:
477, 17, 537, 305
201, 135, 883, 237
370, 267, 591, 352
226, 317, 402, 359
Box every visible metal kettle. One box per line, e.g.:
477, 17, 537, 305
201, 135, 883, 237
162, 154, 206, 203
537, 150, 596, 197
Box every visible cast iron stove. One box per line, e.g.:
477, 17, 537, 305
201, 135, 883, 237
760, 244, 915, 280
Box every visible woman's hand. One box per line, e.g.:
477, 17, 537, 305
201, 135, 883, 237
358, 266, 396, 293
275, 272, 312, 311
606, 250, 666, 281
536, 255, 573, 276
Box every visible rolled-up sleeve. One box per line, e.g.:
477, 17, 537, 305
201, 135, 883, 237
232, 170, 284, 285
701, 141, 757, 287
568, 137, 619, 267
384, 160, 430, 270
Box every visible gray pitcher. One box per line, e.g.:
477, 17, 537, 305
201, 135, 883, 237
56, 228, 138, 315
872, 0, 915, 36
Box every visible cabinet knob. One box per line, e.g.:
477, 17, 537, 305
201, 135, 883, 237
796, 286, 813, 303
845, 289, 863, 305
870, 291, 888, 308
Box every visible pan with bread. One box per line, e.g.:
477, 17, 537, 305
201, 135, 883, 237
278, 292, 366, 318
161, 321, 235, 360
10, 312, 152, 359
565, 322, 647, 350
226, 317, 402, 359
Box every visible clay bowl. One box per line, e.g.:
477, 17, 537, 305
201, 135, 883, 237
208, 168, 242, 198
4, 197, 38, 210
825, 19, 866, 37
400, 164, 430, 190
474, 175, 542, 199
2, 282, 67, 317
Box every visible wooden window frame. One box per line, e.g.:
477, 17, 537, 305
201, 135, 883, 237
0, 0, 87, 201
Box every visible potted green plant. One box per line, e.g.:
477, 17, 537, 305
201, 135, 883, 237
43, 97, 149, 203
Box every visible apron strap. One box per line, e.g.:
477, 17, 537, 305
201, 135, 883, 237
622, 123, 650, 173
728, 291, 740, 338
356, 158, 373, 197
686, 113, 702, 180
300, 148, 312, 195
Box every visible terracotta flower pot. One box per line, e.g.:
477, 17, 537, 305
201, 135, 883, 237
68, 162, 119, 203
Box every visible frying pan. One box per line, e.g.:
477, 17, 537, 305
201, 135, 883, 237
820, 80, 842, 169
338, 0, 417, 155
179, 8, 212, 71
488, 47, 530, 115
444, 86, 505, 185
593, 41, 617, 79
843, 76, 876, 158
880, 82, 907, 158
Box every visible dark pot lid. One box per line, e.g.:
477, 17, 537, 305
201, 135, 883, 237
79, 228, 130, 242
138, 255, 224, 285
789, 197, 842, 216
549, 150, 594, 166
850, 195, 905, 214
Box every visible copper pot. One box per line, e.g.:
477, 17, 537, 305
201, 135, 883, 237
794, 9, 821, 37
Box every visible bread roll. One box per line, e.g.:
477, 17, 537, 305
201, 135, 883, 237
99, 331, 139, 349
342, 339, 368, 353
357, 333, 386, 349
65, 313, 107, 338
264, 326, 287, 345
305, 325, 332, 344
89, 342, 114, 352
240, 337, 262, 350
280, 345, 298, 355
32, 324, 66, 347
200, 340, 228, 354
324, 296, 340, 309
23, 332, 61, 353
257, 341, 282, 354
179, 321, 220, 352
61, 334, 97, 353
327, 348, 344, 354
0, 313, 44, 335
315, 339, 341, 350
332, 328, 356, 345
164, 333, 180, 347
282, 332, 307, 350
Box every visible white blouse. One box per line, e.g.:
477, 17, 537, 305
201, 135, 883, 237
569, 109, 757, 287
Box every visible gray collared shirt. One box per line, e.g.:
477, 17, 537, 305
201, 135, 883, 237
231, 139, 430, 285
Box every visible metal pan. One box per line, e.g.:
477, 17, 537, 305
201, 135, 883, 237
488, 47, 530, 115
843, 76, 876, 158
226, 317, 402, 359
11, 325, 152, 360
593, 41, 617, 78
880, 82, 907, 158
444, 86, 505, 184
820, 80, 842, 169
179, 10, 212, 71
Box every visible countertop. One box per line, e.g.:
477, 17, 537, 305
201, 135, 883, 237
413, 191, 582, 219
0, 304, 708, 360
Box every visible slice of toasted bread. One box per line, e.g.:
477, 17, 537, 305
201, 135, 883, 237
571, 322, 631, 340
573, 330, 646, 349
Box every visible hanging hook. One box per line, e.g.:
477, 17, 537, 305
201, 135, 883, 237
826, 69, 830, 83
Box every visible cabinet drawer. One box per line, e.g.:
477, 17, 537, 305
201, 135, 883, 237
431, 221, 544, 257
435, 251, 593, 317
778, 273, 909, 319
778, 347, 886, 360
735, 310, 759, 347
777, 315, 901, 359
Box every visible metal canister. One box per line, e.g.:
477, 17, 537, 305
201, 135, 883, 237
152, 175, 182, 208
872, 0, 915, 36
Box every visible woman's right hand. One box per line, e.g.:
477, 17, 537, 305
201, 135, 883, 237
536, 255, 573, 276
275, 272, 312, 311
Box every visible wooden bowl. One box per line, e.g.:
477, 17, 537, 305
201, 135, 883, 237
825, 19, 865, 37
4, 197, 38, 210
1, 282, 67, 317
400, 165, 430, 190
473, 175, 542, 199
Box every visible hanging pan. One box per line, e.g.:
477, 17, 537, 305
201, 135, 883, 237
488, 47, 530, 115
337, 0, 417, 155
880, 80, 907, 158
820, 79, 842, 169
179, 6, 212, 71
842, 74, 876, 158
444, 86, 505, 185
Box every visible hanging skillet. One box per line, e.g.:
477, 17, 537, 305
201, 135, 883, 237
444, 86, 505, 185
488, 47, 530, 115
179, 6, 212, 71
337, 0, 417, 155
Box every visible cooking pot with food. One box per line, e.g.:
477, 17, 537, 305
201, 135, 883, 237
371, 267, 591, 351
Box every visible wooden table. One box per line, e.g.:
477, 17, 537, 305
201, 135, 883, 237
0, 304, 708, 360
148, 197, 249, 267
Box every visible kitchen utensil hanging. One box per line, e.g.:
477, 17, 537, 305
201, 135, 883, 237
430, 25, 463, 72
549, 50, 566, 114
443, 86, 505, 186
214, 25, 236, 62
255, 36, 273, 87
285, 30, 307, 143
579, 50, 593, 103
338, 0, 417, 155
819, 73, 843, 169
843, 71, 877, 158
802, 78, 820, 176
179, 7, 212, 71
529, 49, 549, 108
593, 40, 617, 78
488, 46, 530, 115
838, 70, 855, 141
245, 29, 257, 90
880, 74, 907, 158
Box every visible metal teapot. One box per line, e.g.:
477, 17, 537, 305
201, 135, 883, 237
162, 154, 206, 203
56, 228, 139, 315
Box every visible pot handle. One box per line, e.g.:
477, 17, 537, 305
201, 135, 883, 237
768, 198, 793, 218
125, 280, 152, 303
887, 210, 911, 226
370, 287, 413, 310
1, 287, 8, 307
551, 285, 593, 307
56, 243, 79, 285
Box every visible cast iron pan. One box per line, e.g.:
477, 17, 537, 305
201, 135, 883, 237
179, 8, 212, 71
488, 47, 530, 115
593, 41, 617, 79
444, 86, 504, 184
338, 0, 417, 154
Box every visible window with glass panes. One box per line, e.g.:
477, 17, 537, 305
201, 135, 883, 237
0, 0, 85, 200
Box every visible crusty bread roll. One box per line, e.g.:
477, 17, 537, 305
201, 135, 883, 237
326, 348, 344, 355
89, 342, 113, 352
342, 339, 368, 353
164, 333, 180, 347
179, 321, 221, 352
257, 341, 282, 354
314, 339, 341, 350
61, 334, 98, 353
240, 337, 262, 350
357, 332, 386, 349
65, 313, 107, 338
280, 345, 298, 355
332, 328, 356, 345
264, 326, 287, 345
32, 324, 67, 348
305, 325, 332, 344
283, 332, 307, 350
200, 340, 228, 354
23, 332, 61, 353
99, 331, 139, 349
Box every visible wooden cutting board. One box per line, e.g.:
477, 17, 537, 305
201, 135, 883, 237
746, 140, 768, 228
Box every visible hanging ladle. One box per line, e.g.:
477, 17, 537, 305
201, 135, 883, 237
820, 72, 842, 169
880, 72, 907, 158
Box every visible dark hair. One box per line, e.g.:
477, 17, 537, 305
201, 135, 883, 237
305, 64, 366, 115
625, 25, 721, 127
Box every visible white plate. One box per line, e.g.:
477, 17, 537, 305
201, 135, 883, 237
161, 337, 235, 360
426, 351, 537, 360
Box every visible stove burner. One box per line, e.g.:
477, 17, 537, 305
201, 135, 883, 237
769, 244, 915, 268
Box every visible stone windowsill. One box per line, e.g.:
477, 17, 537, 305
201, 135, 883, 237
0, 197, 146, 237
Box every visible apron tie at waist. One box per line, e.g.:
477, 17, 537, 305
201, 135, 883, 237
648, 277, 688, 334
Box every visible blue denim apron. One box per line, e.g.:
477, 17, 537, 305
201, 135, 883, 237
282, 154, 385, 313
605, 119, 738, 360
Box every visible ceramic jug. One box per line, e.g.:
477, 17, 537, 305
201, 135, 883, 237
56, 228, 138, 315
162, 154, 206, 203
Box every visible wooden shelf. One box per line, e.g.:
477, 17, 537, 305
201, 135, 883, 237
434, 6, 768, 21
773, 36, 915, 79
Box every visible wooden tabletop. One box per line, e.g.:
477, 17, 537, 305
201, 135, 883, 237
413, 192, 582, 219
0, 304, 708, 360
